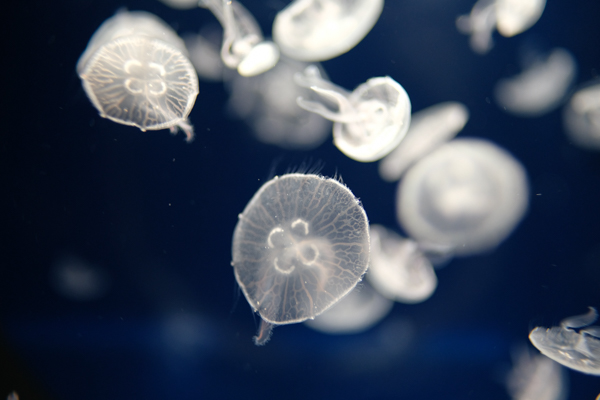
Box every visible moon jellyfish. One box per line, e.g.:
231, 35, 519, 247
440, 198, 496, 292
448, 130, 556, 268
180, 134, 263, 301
77, 11, 199, 142
495, 0, 546, 38
396, 138, 529, 256
295, 65, 411, 162
184, 26, 225, 82
529, 307, 600, 376
494, 48, 577, 117
231, 173, 370, 345
199, 0, 279, 77
367, 225, 437, 304
563, 81, 600, 150
379, 102, 469, 182
273, 0, 384, 62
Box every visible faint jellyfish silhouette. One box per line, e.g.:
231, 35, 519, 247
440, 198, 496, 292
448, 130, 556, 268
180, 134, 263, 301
396, 138, 529, 256
496, 0, 546, 37
295, 65, 411, 162
367, 225, 437, 304
226, 57, 331, 149
563, 80, 600, 150
494, 48, 576, 117
199, 0, 279, 76
184, 25, 225, 82
77, 10, 199, 142
50, 254, 110, 301
379, 102, 469, 182
273, 0, 384, 62
231, 173, 370, 345
157, 0, 199, 9
529, 307, 600, 376
456, 0, 497, 54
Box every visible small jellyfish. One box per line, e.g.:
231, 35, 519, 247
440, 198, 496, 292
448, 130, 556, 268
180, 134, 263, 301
562, 80, 600, 150
184, 25, 225, 82
529, 307, 600, 376
273, 0, 384, 62
396, 138, 529, 256
495, 0, 546, 38
199, 0, 279, 76
231, 173, 370, 345
295, 65, 411, 162
77, 11, 199, 142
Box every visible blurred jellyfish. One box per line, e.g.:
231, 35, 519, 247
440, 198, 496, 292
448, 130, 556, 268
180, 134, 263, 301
396, 138, 528, 256
529, 307, 600, 376
379, 102, 469, 182
367, 225, 437, 304
231, 173, 370, 345
50, 254, 110, 301
506, 346, 568, 400
6, 392, 18, 400
496, 0, 546, 37
226, 57, 332, 149
295, 65, 411, 162
77, 10, 199, 142
184, 25, 225, 82
456, 0, 497, 54
563, 80, 600, 150
273, 0, 384, 62
157, 0, 200, 9
199, 0, 279, 76
494, 48, 576, 117
304, 282, 393, 334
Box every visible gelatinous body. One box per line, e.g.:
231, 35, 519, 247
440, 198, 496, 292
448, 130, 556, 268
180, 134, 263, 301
563, 80, 600, 150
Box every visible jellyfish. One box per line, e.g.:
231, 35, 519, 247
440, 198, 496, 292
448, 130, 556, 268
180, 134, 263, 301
198, 0, 279, 77
378, 102, 469, 182
495, 0, 546, 38
396, 138, 529, 256
529, 307, 600, 376
77, 10, 199, 142
272, 0, 384, 62
184, 25, 225, 82
231, 173, 370, 345
563, 80, 600, 150
367, 225, 437, 304
295, 65, 411, 162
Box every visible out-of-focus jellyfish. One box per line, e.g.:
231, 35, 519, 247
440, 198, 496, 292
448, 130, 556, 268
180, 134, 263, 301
304, 282, 393, 334
529, 307, 600, 376
273, 0, 384, 62
456, 0, 497, 54
563, 81, 600, 150
396, 138, 529, 256
379, 102, 469, 182
295, 65, 411, 162
77, 10, 199, 142
506, 346, 568, 400
495, 0, 546, 38
184, 26, 225, 82
494, 48, 576, 117
157, 0, 199, 9
199, 0, 279, 76
50, 254, 110, 301
231, 173, 370, 345
367, 225, 437, 304
226, 58, 332, 149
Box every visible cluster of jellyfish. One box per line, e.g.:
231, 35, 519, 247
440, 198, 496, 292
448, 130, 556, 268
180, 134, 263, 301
76, 0, 600, 391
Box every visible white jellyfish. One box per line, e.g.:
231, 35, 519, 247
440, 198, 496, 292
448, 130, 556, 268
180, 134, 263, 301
273, 0, 384, 62
295, 65, 411, 162
198, 0, 279, 77
563, 80, 600, 150
184, 26, 225, 82
378, 102, 469, 182
496, 0, 546, 37
367, 225, 437, 304
77, 10, 199, 142
494, 48, 577, 117
396, 138, 529, 256
529, 307, 600, 376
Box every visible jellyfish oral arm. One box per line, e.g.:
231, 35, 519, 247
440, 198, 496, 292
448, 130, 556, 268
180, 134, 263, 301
560, 307, 598, 329
253, 319, 274, 346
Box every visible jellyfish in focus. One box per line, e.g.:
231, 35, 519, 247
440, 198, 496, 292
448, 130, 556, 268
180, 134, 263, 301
226, 58, 332, 149
494, 48, 577, 117
295, 65, 411, 162
273, 0, 384, 62
563, 81, 600, 150
396, 138, 528, 256
378, 102, 469, 182
77, 10, 199, 142
199, 0, 279, 77
529, 307, 600, 376
231, 173, 370, 345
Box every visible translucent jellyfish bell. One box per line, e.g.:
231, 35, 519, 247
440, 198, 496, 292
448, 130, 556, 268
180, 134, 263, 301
396, 138, 529, 256
563, 81, 600, 150
529, 307, 600, 376
231, 173, 370, 345
295, 66, 411, 162
496, 0, 546, 38
273, 0, 384, 62
77, 11, 199, 142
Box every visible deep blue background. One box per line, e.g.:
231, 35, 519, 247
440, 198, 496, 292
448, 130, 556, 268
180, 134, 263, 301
2, 0, 600, 399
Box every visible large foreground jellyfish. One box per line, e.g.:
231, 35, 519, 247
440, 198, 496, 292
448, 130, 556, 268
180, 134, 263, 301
295, 65, 411, 162
396, 138, 529, 256
529, 307, 600, 376
77, 10, 199, 142
231, 173, 370, 345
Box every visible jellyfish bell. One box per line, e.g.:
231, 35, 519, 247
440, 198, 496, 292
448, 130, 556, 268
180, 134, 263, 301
231, 173, 370, 345
273, 0, 384, 62
563, 80, 600, 150
495, 0, 546, 38
77, 10, 199, 142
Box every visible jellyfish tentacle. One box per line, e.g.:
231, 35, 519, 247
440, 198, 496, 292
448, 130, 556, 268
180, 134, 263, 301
561, 307, 598, 329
